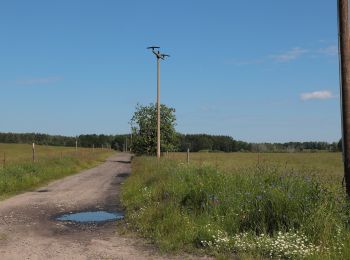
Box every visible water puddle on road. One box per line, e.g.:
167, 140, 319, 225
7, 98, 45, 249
56, 211, 124, 223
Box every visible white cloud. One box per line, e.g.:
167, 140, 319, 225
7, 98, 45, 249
300, 90, 335, 101
271, 47, 308, 62
15, 76, 63, 85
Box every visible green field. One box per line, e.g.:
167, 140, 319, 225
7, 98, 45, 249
122, 152, 349, 259
0, 143, 114, 199
166, 152, 343, 186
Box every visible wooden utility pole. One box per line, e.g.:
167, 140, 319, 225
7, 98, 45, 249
157, 57, 161, 159
147, 46, 169, 160
338, 0, 350, 195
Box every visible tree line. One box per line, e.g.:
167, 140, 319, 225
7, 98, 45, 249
128, 103, 341, 154
176, 134, 340, 152
0, 132, 128, 151
0, 132, 341, 153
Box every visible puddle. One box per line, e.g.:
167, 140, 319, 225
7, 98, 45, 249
56, 211, 124, 223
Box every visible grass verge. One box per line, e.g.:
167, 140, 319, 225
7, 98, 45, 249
0, 151, 114, 200
122, 156, 350, 259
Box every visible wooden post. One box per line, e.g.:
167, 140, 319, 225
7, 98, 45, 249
130, 130, 133, 152
75, 139, 78, 152
3, 152, 5, 168
32, 143, 35, 162
187, 148, 190, 164
338, 0, 350, 195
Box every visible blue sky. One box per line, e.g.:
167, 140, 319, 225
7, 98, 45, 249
0, 0, 341, 142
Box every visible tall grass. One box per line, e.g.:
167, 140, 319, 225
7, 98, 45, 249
122, 155, 350, 259
0, 145, 114, 199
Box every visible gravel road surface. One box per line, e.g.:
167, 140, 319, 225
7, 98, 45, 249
0, 153, 169, 259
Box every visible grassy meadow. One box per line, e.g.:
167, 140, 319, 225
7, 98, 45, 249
122, 152, 350, 259
0, 143, 114, 199
166, 152, 343, 186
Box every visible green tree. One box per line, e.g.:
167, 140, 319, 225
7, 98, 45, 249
130, 103, 177, 155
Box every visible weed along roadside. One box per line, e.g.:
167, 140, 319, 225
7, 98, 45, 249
121, 154, 350, 259
0, 143, 114, 199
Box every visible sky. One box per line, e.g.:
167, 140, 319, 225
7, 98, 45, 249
0, 0, 342, 143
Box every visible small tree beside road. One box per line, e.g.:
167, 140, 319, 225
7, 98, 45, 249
130, 103, 177, 155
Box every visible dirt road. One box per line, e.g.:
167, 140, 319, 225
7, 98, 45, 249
0, 153, 166, 259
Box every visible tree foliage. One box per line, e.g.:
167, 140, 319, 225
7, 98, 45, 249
130, 103, 177, 155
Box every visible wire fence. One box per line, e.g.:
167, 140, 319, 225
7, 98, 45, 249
0, 144, 113, 168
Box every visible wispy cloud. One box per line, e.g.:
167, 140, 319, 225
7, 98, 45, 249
230, 44, 337, 67
271, 47, 309, 62
15, 76, 63, 85
229, 59, 265, 66
318, 45, 338, 56
300, 90, 335, 101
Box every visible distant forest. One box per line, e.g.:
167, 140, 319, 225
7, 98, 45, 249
0, 132, 126, 150
176, 134, 341, 152
0, 132, 341, 153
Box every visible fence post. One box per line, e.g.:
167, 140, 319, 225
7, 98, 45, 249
3, 152, 5, 168
32, 143, 35, 162
187, 148, 190, 164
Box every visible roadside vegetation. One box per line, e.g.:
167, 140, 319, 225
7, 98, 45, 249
122, 152, 350, 259
0, 143, 114, 199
